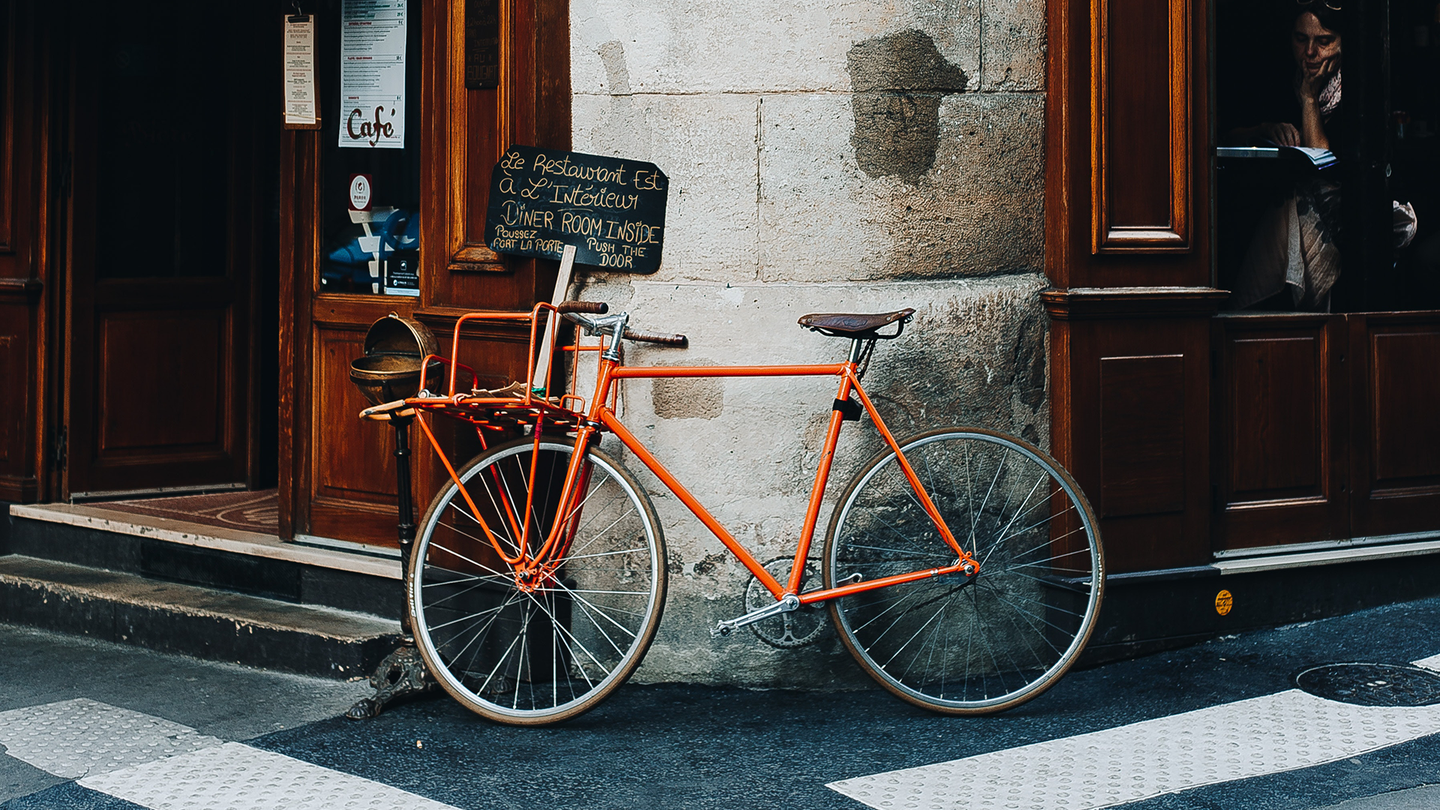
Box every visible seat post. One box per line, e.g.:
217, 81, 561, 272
848, 338, 865, 365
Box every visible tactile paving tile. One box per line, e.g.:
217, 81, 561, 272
828, 689, 1440, 810
80, 742, 459, 810
0, 698, 223, 779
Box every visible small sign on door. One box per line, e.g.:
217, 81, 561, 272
349, 174, 373, 211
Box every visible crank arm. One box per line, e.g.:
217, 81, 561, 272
712, 593, 801, 637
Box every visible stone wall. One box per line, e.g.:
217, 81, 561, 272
567, 0, 1050, 686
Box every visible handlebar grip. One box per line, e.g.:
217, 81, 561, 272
557, 300, 609, 314
623, 328, 688, 348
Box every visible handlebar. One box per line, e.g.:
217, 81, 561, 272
557, 301, 608, 314
561, 306, 688, 349
623, 328, 688, 348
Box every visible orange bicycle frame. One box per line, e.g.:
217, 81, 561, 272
582, 353, 978, 604
404, 305, 980, 604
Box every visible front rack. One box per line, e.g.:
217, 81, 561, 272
359, 301, 611, 440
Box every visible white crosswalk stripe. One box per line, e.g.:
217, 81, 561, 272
828, 655, 1440, 810
81, 743, 457, 810
0, 699, 458, 809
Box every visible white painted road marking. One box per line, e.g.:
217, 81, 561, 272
0, 699, 458, 809
830, 656, 1440, 810
0, 699, 223, 778
81, 742, 458, 810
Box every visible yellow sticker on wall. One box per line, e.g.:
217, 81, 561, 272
1215, 589, 1234, 616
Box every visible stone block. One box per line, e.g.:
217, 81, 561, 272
573, 94, 761, 281
570, 0, 905, 94
981, 0, 1046, 91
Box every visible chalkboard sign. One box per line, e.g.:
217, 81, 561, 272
484, 145, 668, 274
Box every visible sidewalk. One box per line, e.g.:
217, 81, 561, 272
4, 594, 1440, 809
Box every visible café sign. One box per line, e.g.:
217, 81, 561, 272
338, 0, 406, 150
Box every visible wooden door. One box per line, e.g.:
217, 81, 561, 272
63, 3, 259, 498
281, 0, 569, 545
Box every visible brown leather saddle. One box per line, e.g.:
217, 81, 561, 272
797, 308, 915, 339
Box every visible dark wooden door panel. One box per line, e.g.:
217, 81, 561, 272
1099, 355, 1186, 517
1226, 336, 1323, 498
1213, 315, 1347, 552
1349, 314, 1440, 537
97, 309, 225, 454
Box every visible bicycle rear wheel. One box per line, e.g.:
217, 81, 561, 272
409, 436, 666, 725
823, 427, 1103, 714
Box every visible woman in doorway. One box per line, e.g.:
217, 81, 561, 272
1229, 2, 1347, 310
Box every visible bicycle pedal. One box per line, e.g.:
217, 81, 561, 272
710, 624, 734, 638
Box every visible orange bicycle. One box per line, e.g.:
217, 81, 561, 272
379, 301, 1104, 725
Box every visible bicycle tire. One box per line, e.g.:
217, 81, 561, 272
408, 436, 666, 725
823, 427, 1103, 715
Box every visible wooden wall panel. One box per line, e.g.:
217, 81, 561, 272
97, 311, 225, 453
1099, 355, 1185, 517
1047, 0, 1210, 287
0, 0, 14, 252
1090, 0, 1190, 251
1368, 330, 1440, 483
1226, 337, 1322, 498
1212, 315, 1346, 552
1349, 315, 1440, 537
1043, 289, 1221, 573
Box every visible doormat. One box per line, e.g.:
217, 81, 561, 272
99, 490, 279, 536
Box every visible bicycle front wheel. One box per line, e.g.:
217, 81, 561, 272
409, 436, 666, 725
823, 427, 1103, 715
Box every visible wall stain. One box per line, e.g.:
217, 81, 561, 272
598, 40, 632, 95
653, 376, 722, 420
691, 552, 728, 577
848, 30, 967, 184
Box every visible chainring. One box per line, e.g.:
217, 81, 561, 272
744, 556, 828, 648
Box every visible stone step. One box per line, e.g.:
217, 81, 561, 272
0, 555, 403, 679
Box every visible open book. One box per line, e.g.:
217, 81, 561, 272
1279, 145, 1338, 169
1215, 145, 1337, 170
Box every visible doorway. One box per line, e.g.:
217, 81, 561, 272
61, 2, 275, 499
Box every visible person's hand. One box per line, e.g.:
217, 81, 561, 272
1298, 56, 1339, 101
1261, 122, 1301, 146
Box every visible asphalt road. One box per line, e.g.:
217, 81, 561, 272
3, 595, 1440, 809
